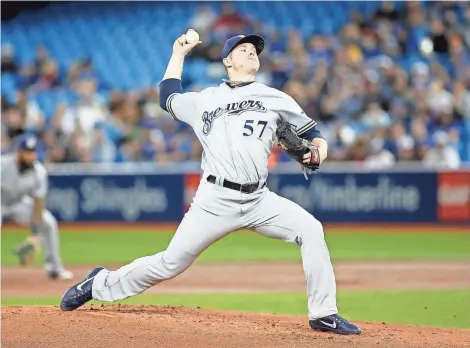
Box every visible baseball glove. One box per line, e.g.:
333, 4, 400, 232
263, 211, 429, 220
276, 118, 320, 177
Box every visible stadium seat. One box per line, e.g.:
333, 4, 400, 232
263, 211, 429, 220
2, 1, 387, 94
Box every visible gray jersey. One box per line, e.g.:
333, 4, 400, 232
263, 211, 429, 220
1, 153, 48, 207
166, 82, 316, 182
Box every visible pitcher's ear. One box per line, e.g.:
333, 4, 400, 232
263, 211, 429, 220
223, 58, 232, 68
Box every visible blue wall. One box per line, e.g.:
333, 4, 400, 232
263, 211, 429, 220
46, 171, 469, 223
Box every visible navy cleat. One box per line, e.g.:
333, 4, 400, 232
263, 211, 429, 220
309, 314, 361, 335
60, 266, 105, 311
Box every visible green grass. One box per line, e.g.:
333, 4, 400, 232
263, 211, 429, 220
2, 229, 470, 266
3, 290, 469, 329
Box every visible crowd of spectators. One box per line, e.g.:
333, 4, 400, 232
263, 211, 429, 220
1, 47, 203, 164
2, 1, 470, 169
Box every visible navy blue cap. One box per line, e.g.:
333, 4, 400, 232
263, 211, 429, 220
16, 134, 37, 151
221, 34, 265, 59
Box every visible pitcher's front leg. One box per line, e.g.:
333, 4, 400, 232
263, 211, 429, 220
255, 215, 338, 319
250, 191, 360, 334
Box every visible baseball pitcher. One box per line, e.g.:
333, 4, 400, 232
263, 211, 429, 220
1, 135, 73, 280
60, 32, 360, 335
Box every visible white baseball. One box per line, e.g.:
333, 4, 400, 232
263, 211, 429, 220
185, 29, 200, 44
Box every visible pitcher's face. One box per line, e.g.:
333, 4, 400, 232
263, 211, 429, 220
228, 43, 260, 74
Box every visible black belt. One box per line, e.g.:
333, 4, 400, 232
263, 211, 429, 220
207, 175, 265, 194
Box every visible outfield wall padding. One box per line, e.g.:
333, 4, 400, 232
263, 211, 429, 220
42, 170, 469, 224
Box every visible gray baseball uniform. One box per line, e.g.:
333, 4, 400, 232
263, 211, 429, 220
1, 153, 64, 273
92, 82, 338, 320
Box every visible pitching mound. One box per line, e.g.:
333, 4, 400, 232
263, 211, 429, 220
2, 306, 469, 348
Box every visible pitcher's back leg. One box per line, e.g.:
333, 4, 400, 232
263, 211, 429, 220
92, 204, 241, 302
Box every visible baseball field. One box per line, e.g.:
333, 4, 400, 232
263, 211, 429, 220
2, 224, 470, 348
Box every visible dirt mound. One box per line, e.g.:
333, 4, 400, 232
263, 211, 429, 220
3, 261, 470, 297
3, 262, 469, 347
2, 306, 469, 348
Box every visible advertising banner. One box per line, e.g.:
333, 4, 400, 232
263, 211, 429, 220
43, 170, 469, 224
47, 174, 184, 222
267, 172, 438, 222
438, 172, 470, 222
184, 173, 202, 213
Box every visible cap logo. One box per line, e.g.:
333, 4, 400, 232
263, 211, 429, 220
26, 138, 36, 149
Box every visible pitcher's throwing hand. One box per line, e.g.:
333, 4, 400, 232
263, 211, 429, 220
172, 29, 202, 57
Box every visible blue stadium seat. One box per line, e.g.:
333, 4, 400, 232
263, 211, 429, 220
2, 2, 384, 93
462, 120, 470, 162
